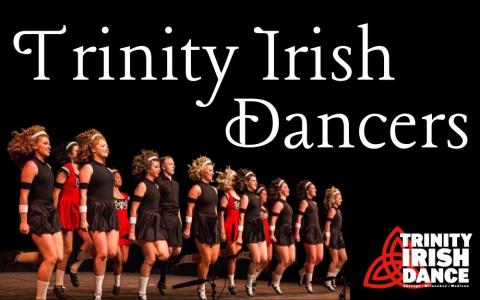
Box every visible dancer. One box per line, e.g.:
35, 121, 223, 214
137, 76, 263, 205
130, 150, 170, 300
183, 156, 221, 300
156, 156, 182, 296
111, 169, 131, 295
251, 184, 272, 289
7, 125, 63, 300
323, 186, 347, 292
52, 141, 93, 298
216, 166, 241, 295
268, 178, 295, 295
295, 180, 323, 293
77, 129, 118, 300
236, 169, 267, 297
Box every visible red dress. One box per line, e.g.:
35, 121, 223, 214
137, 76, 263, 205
114, 192, 131, 246
57, 163, 80, 230
223, 190, 240, 242
262, 206, 271, 246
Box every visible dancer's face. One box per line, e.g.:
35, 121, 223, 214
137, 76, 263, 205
162, 157, 175, 176
69, 144, 79, 160
93, 138, 109, 158
335, 193, 343, 206
202, 164, 214, 182
247, 176, 258, 191
280, 182, 290, 198
34, 135, 51, 158
258, 189, 267, 203
114, 172, 122, 187
307, 184, 317, 198
148, 160, 161, 178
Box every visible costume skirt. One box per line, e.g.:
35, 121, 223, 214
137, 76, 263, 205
274, 224, 294, 246
301, 225, 323, 244
87, 198, 118, 232
192, 213, 220, 245
28, 200, 61, 235
329, 230, 345, 249
136, 209, 167, 242
243, 217, 265, 243
224, 215, 240, 242
263, 217, 271, 246
57, 196, 80, 230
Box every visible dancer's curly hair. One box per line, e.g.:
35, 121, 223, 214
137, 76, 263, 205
7, 125, 49, 167
268, 178, 286, 203
216, 166, 237, 191
296, 180, 314, 201
54, 140, 78, 165
76, 129, 104, 165
236, 168, 256, 193
324, 186, 341, 209
132, 149, 160, 177
188, 155, 214, 181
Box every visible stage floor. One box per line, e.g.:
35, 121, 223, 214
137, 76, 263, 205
0, 272, 349, 299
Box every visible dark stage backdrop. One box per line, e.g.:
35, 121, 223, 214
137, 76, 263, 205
1, 2, 477, 299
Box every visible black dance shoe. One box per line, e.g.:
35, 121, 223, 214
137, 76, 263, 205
272, 284, 283, 295
245, 285, 254, 297
67, 269, 80, 287
304, 282, 314, 294
228, 285, 237, 295
157, 280, 167, 296
112, 285, 120, 295
53, 285, 66, 299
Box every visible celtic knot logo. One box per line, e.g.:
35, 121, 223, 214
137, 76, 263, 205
363, 226, 430, 289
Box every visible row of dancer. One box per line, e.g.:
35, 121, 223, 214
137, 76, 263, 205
7, 125, 347, 300
7, 127, 181, 300
215, 167, 346, 297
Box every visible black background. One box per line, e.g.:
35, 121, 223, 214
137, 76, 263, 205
1, 2, 477, 299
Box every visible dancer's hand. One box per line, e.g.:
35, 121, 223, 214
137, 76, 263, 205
183, 228, 191, 239
19, 221, 30, 235
236, 235, 243, 245
270, 234, 276, 243
129, 231, 136, 241
80, 219, 89, 232
295, 233, 301, 243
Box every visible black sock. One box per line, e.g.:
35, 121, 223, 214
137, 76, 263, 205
159, 259, 169, 283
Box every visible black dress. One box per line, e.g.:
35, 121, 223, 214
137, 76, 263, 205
300, 199, 323, 244
86, 160, 118, 232
242, 191, 265, 243
157, 173, 182, 247
26, 156, 61, 235
192, 182, 220, 245
135, 178, 167, 242
329, 206, 345, 249
274, 200, 294, 246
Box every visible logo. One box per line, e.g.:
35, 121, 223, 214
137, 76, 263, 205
364, 227, 471, 289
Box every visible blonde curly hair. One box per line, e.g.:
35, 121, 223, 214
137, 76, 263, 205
132, 149, 160, 177
216, 166, 237, 191
7, 125, 49, 167
324, 186, 341, 209
188, 155, 214, 181
76, 129, 105, 165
